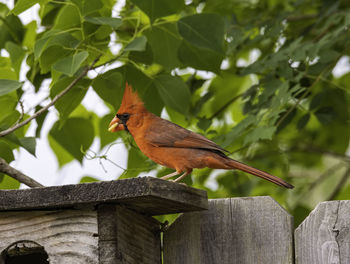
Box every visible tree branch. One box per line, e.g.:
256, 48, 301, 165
0, 55, 101, 137
0, 158, 44, 188
208, 93, 243, 119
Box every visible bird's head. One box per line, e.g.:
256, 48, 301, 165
108, 83, 146, 133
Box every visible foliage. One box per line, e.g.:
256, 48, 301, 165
0, 0, 350, 225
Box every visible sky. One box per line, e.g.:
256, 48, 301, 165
1, 0, 350, 188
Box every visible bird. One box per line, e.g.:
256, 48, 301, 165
108, 83, 294, 189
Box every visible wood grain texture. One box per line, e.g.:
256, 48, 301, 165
97, 204, 161, 264
0, 177, 208, 215
0, 210, 98, 264
295, 200, 350, 264
163, 196, 293, 264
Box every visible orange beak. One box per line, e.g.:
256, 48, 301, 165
108, 116, 124, 132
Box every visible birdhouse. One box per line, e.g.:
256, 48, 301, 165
0, 177, 207, 264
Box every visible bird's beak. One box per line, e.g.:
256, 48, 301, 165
108, 116, 124, 132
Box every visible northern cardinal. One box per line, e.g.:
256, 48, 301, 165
109, 83, 293, 189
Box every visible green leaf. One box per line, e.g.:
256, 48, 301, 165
0, 111, 20, 132
0, 10, 24, 50
178, 40, 224, 73
309, 92, 325, 111
124, 36, 147, 52
23, 21, 37, 49
84, 17, 122, 30
19, 137, 36, 156
276, 108, 297, 133
34, 105, 48, 138
0, 95, 18, 126
142, 83, 164, 116
315, 107, 335, 125
99, 114, 119, 150
130, 0, 184, 22
54, 5, 81, 30
72, 0, 103, 16
145, 23, 182, 69
201, 73, 251, 118
297, 113, 310, 130
5, 41, 25, 76
34, 30, 79, 59
12, 0, 41, 15
177, 13, 225, 53
3, 133, 36, 156
0, 80, 22, 96
80, 176, 99, 183
129, 42, 153, 64
0, 57, 16, 80
121, 147, 153, 179
197, 118, 212, 131
120, 64, 152, 90
0, 141, 15, 163
0, 175, 20, 190
52, 51, 89, 77
243, 126, 276, 145
92, 70, 123, 110
49, 117, 94, 163
154, 74, 191, 115
51, 77, 90, 121
48, 134, 74, 167
39, 45, 71, 74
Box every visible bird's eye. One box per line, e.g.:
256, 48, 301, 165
117, 113, 130, 120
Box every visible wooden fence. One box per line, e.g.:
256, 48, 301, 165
0, 177, 348, 263
164, 197, 350, 264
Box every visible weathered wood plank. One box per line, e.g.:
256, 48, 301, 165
97, 204, 161, 264
0, 177, 208, 215
163, 196, 293, 264
0, 210, 98, 264
295, 200, 350, 264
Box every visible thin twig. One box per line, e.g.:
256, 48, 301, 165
0, 158, 44, 188
15, 100, 25, 125
0, 56, 101, 137
209, 93, 243, 119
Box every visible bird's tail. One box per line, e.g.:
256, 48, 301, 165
226, 158, 294, 189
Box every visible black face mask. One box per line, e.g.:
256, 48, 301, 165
116, 113, 130, 132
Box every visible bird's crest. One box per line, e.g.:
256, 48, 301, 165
118, 82, 145, 113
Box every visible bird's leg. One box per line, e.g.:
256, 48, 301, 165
160, 171, 180, 180
173, 171, 190, 182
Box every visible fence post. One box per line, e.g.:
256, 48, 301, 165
295, 200, 350, 264
163, 196, 293, 264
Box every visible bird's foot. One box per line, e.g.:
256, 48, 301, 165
160, 171, 179, 180
173, 171, 190, 182
168, 179, 187, 186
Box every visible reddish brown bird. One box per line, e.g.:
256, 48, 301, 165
109, 83, 293, 189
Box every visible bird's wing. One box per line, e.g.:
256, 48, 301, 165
145, 118, 228, 153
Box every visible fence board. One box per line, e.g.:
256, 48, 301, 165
163, 196, 293, 264
295, 200, 350, 264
